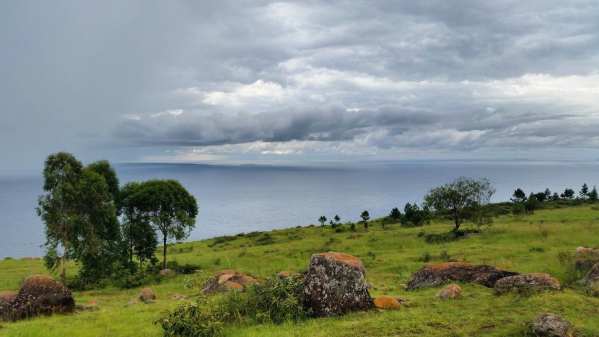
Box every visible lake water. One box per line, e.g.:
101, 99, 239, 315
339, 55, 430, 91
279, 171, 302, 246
1, 161, 598, 258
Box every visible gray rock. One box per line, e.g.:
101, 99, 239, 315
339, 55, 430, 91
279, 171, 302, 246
406, 262, 518, 290
303, 252, 373, 316
494, 273, 560, 295
583, 262, 599, 296
531, 313, 573, 337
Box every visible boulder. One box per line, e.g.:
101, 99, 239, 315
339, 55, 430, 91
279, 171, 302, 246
437, 284, 462, 300
406, 262, 518, 290
139, 287, 156, 303
202, 270, 258, 294
0, 291, 16, 305
531, 313, 573, 337
583, 262, 599, 296
574, 247, 599, 271
373, 296, 401, 310
4, 275, 74, 321
303, 252, 373, 317
494, 273, 560, 294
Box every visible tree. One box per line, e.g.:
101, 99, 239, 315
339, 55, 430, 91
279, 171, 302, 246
389, 207, 401, 222
580, 183, 589, 200
37, 152, 84, 282
360, 210, 370, 231
511, 188, 527, 203
525, 193, 540, 214
401, 203, 429, 227
86, 160, 120, 203
424, 177, 495, 232
544, 188, 552, 201
533, 192, 547, 202
318, 216, 327, 227
551, 192, 560, 201
589, 186, 598, 201
334, 215, 341, 225
561, 188, 575, 200
131, 180, 198, 270
119, 182, 159, 268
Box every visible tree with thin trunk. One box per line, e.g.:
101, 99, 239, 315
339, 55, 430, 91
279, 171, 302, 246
318, 216, 327, 227
424, 177, 495, 232
132, 180, 198, 270
37, 152, 83, 283
360, 210, 370, 231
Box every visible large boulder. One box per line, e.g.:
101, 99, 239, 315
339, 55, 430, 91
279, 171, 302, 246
4, 275, 74, 321
530, 313, 573, 337
406, 262, 518, 290
303, 252, 373, 316
494, 273, 560, 295
202, 270, 258, 294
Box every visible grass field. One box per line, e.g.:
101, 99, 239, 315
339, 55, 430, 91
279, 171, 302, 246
2, 205, 599, 337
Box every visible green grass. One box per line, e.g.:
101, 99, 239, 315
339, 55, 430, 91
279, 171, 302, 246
2, 205, 599, 336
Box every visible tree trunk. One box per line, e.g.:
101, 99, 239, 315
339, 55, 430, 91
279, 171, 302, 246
60, 253, 66, 284
162, 234, 167, 270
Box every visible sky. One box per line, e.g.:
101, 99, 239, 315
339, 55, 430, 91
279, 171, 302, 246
2, 0, 599, 171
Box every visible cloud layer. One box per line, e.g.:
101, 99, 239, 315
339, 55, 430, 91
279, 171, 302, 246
2, 1, 599, 167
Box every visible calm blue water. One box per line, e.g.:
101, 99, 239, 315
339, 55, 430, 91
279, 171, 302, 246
1, 161, 598, 258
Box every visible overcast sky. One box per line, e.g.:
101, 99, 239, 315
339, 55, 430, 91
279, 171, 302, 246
2, 1, 599, 170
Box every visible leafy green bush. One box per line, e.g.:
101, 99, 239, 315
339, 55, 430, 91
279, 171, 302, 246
158, 275, 310, 337
157, 302, 224, 337
253, 233, 275, 246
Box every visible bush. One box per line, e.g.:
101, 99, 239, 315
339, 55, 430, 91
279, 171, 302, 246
253, 233, 275, 246
424, 229, 479, 244
166, 261, 201, 275
157, 302, 224, 337
158, 275, 310, 337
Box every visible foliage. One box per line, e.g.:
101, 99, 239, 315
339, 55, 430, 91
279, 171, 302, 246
360, 210, 370, 230
157, 301, 224, 337
424, 177, 495, 232
400, 203, 429, 227
318, 216, 327, 226
512, 188, 527, 203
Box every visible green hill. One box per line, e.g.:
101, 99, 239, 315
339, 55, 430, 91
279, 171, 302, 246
1, 205, 599, 337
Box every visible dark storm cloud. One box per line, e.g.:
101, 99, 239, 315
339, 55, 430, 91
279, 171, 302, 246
2, 1, 599, 167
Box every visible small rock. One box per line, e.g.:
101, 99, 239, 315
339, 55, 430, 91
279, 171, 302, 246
373, 296, 401, 310
531, 313, 573, 337
407, 262, 518, 290
159, 269, 175, 277
202, 270, 258, 294
170, 293, 188, 301
277, 271, 292, 279
438, 284, 462, 300
139, 288, 156, 303
303, 252, 373, 317
494, 273, 560, 294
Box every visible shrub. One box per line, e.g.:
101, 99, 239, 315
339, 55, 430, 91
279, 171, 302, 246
166, 261, 201, 274
254, 233, 275, 246
157, 302, 224, 337
158, 275, 309, 337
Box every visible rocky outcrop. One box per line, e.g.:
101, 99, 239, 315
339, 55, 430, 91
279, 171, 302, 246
531, 313, 573, 337
406, 262, 518, 290
437, 284, 462, 300
575, 247, 599, 271
3, 275, 74, 321
583, 262, 599, 296
139, 288, 156, 303
303, 252, 373, 316
373, 296, 402, 310
202, 270, 258, 294
494, 273, 560, 294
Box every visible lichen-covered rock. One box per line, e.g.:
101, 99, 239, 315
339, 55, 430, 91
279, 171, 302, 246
373, 296, 401, 310
574, 247, 599, 271
406, 262, 518, 290
494, 273, 560, 294
303, 252, 373, 316
531, 313, 573, 337
0, 291, 17, 320
202, 270, 258, 294
4, 275, 74, 321
139, 287, 156, 303
583, 262, 599, 296
438, 284, 462, 300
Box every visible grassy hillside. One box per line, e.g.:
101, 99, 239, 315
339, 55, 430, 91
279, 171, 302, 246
2, 205, 599, 337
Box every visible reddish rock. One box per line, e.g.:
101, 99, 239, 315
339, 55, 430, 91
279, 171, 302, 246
494, 273, 560, 294
303, 252, 373, 317
139, 288, 156, 303
407, 262, 518, 290
373, 296, 401, 310
202, 270, 258, 294
438, 284, 462, 300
